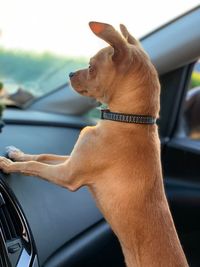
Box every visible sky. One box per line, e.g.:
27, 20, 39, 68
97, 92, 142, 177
0, 0, 199, 57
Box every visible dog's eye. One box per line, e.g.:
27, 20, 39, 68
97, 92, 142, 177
89, 65, 94, 73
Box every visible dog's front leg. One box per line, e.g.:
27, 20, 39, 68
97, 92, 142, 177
34, 154, 69, 164
6, 146, 68, 164
1, 127, 99, 190
0, 156, 73, 189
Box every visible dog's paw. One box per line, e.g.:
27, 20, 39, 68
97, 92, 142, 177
0, 156, 14, 174
5, 146, 23, 160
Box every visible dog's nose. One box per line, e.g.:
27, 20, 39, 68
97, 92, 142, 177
69, 72, 75, 78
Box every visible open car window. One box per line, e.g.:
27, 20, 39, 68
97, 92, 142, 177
0, 1, 199, 112
0, 50, 87, 108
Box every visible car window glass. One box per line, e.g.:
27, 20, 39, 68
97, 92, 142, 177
0, 1, 199, 112
183, 59, 200, 140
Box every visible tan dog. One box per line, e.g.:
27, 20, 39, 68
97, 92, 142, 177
0, 22, 188, 267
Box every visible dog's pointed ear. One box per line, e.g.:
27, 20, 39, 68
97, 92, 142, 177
120, 24, 140, 47
89, 21, 128, 63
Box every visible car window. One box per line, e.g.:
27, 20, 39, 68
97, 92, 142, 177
0, 0, 199, 113
0, 49, 87, 98
183, 59, 200, 140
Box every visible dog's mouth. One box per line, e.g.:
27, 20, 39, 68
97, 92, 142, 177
69, 74, 89, 95
74, 89, 88, 95
79, 90, 88, 94
74, 88, 89, 96
70, 80, 88, 94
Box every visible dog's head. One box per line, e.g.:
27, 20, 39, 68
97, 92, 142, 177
69, 22, 160, 115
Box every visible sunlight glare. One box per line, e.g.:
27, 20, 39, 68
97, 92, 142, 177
0, 0, 199, 57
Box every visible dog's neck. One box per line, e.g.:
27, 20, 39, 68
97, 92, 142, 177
105, 82, 160, 118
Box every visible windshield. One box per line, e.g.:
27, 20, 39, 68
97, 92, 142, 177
0, 0, 199, 108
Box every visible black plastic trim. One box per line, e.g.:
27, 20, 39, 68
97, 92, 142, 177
167, 137, 200, 154
43, 220, 125, 267
3, 109, 97, 129
0, 175, 38, 267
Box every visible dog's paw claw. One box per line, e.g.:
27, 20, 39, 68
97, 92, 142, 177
5, 146, 21, 158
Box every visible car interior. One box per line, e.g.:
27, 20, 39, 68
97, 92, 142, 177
0, 6, 200, 267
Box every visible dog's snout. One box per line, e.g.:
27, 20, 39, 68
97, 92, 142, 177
69, 72, 75, 78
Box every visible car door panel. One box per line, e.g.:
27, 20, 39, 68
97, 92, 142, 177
163, 133, 200, 267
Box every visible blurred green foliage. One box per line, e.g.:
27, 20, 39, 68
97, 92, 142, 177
0, 81, 4, 118
0, 103, 5, 117
87, 108, 101, 119
0, 48, 88, 96
0, 82, 3, 90
0, 85, 5, 116
190, 71, 200, 88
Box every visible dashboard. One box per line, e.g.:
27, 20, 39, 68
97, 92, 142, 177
0, 110, 124, 267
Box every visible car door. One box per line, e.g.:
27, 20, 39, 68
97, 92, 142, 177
159, 60, 200, 267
